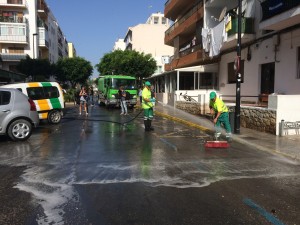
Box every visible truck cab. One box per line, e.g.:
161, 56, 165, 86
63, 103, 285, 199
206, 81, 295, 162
98, 75, 137, 108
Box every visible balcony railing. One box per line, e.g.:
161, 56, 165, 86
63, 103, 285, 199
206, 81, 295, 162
179, 44, 201, 58
0, 53, 27, 62
0, 0, 27, 7
37, 18, 48, 30
165, 1, 203, 36
0, 16, 27, 23
37, 0, 49, 18
0, 23, 28, 43
227, 17, 255, 36
261, 0, 300, 21
38, 27, 49, 48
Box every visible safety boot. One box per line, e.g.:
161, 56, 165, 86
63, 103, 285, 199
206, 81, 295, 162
144, 120, 150, 131
148, 120, 154, 131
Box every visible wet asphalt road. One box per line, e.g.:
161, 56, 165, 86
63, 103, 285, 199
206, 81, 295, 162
0, 104, 299, 225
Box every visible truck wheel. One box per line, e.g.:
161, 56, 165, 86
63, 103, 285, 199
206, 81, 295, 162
48, 110, 61, 124
8, 119, 32, 141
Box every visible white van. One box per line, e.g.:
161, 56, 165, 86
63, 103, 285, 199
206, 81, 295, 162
2, 82, 65, 124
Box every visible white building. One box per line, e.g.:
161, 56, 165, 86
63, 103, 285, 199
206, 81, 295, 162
123, 12, 174, 75
153, 0, 300, 107
113, 38, 126, 51
0, 0, 71, 72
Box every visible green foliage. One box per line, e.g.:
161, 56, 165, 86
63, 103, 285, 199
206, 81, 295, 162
64, 88, 77, 102
95, 50, 157, 80
55, 57, 93, 88
16, 56, 54, 81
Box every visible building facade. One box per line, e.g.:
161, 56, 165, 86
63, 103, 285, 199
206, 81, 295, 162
68, 42, 76, 58
113, 38, 126, 51
153, 0, 300, 106
123, 12, 174, 75
0, 0, 71, 72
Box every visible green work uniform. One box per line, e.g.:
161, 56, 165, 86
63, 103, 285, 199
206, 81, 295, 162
142, 87, 153, 120
209, 98, 231, 134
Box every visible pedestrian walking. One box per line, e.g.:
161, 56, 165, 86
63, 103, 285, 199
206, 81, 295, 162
150, 85, 156, 112
79, 86, 88, 116
138, 87, 143, 106
209, 91, 231, 140
142, 81, 155, 131
119, 86, 128, 115
89, 86, 94, 106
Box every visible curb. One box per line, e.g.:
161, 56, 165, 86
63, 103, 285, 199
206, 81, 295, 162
155, 111, 211, 132
155, 110, 299, 161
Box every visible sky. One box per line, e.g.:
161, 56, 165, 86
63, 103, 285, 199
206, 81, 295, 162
46, 0, 166, 78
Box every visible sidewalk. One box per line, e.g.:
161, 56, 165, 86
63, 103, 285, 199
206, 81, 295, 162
155, 102, 300, 161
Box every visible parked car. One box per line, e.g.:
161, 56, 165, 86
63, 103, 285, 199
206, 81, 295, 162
0, 88, 39, 141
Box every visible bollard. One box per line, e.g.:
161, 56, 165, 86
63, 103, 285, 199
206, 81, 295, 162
279, 119, 284, 137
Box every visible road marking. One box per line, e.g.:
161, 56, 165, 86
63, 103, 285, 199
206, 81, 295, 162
243, 198, 285, 225
159, 138, 178, 151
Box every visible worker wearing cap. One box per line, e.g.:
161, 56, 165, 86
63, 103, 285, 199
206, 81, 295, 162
142, 81, 155, 131
209, 91, 232, 140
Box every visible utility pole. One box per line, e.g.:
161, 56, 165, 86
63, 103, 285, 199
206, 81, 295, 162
234, 0, 242, 134
32, 33, 38, 59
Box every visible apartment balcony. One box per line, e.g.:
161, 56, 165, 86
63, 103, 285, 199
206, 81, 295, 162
0, 0, 27, 8
37, 18, 48, 31
164, 44, 214, 71
37, 0, 49, 20
222, 17, 255, 50
165, 2, 204, 46
165, 0, 196, 21
0, 16, 27, 23
38, 27, 49, 49
259, 0, 300, 30
0, 23, 28, 44
0, 53, 27, 62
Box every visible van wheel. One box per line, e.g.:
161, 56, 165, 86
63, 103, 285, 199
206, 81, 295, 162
48, 110, 61, 124
8, 119, 32, 141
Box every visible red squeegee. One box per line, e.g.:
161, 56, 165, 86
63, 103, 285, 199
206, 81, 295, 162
204, 141, 229, 148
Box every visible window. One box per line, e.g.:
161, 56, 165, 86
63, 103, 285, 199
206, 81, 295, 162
44, 86, 59, 98
162, 17, 167, 25
154, 17, 159, 24
200, 73, 214, 88
8, 47, 24, 53
0, 91, 11, 105
228, 60, 244, 84
26, 87, 59, 100
297, 47, 300, 79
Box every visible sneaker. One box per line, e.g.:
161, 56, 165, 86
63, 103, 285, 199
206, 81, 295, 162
86, 113, 88, 116
124, 113, 128, 115
79, 112, 81, 115
120, 112, 124, 115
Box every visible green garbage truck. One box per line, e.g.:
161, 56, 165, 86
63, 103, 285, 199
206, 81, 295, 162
98, 75, 137, 108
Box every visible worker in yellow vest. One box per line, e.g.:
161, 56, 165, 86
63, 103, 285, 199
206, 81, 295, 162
142, 81, 155, 131
209, 91, 232, 140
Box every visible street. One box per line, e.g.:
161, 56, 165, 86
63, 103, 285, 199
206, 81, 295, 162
0, 104, 299, 225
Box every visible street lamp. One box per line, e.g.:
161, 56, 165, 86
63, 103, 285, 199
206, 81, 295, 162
234, 0, 242, 134
32, 33, 38, 59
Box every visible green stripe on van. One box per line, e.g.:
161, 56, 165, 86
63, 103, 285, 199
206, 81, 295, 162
41, 82, 52, 87
50, 98, 62, 109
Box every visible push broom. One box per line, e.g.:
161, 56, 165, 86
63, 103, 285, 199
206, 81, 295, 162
204, 115, 230, 148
